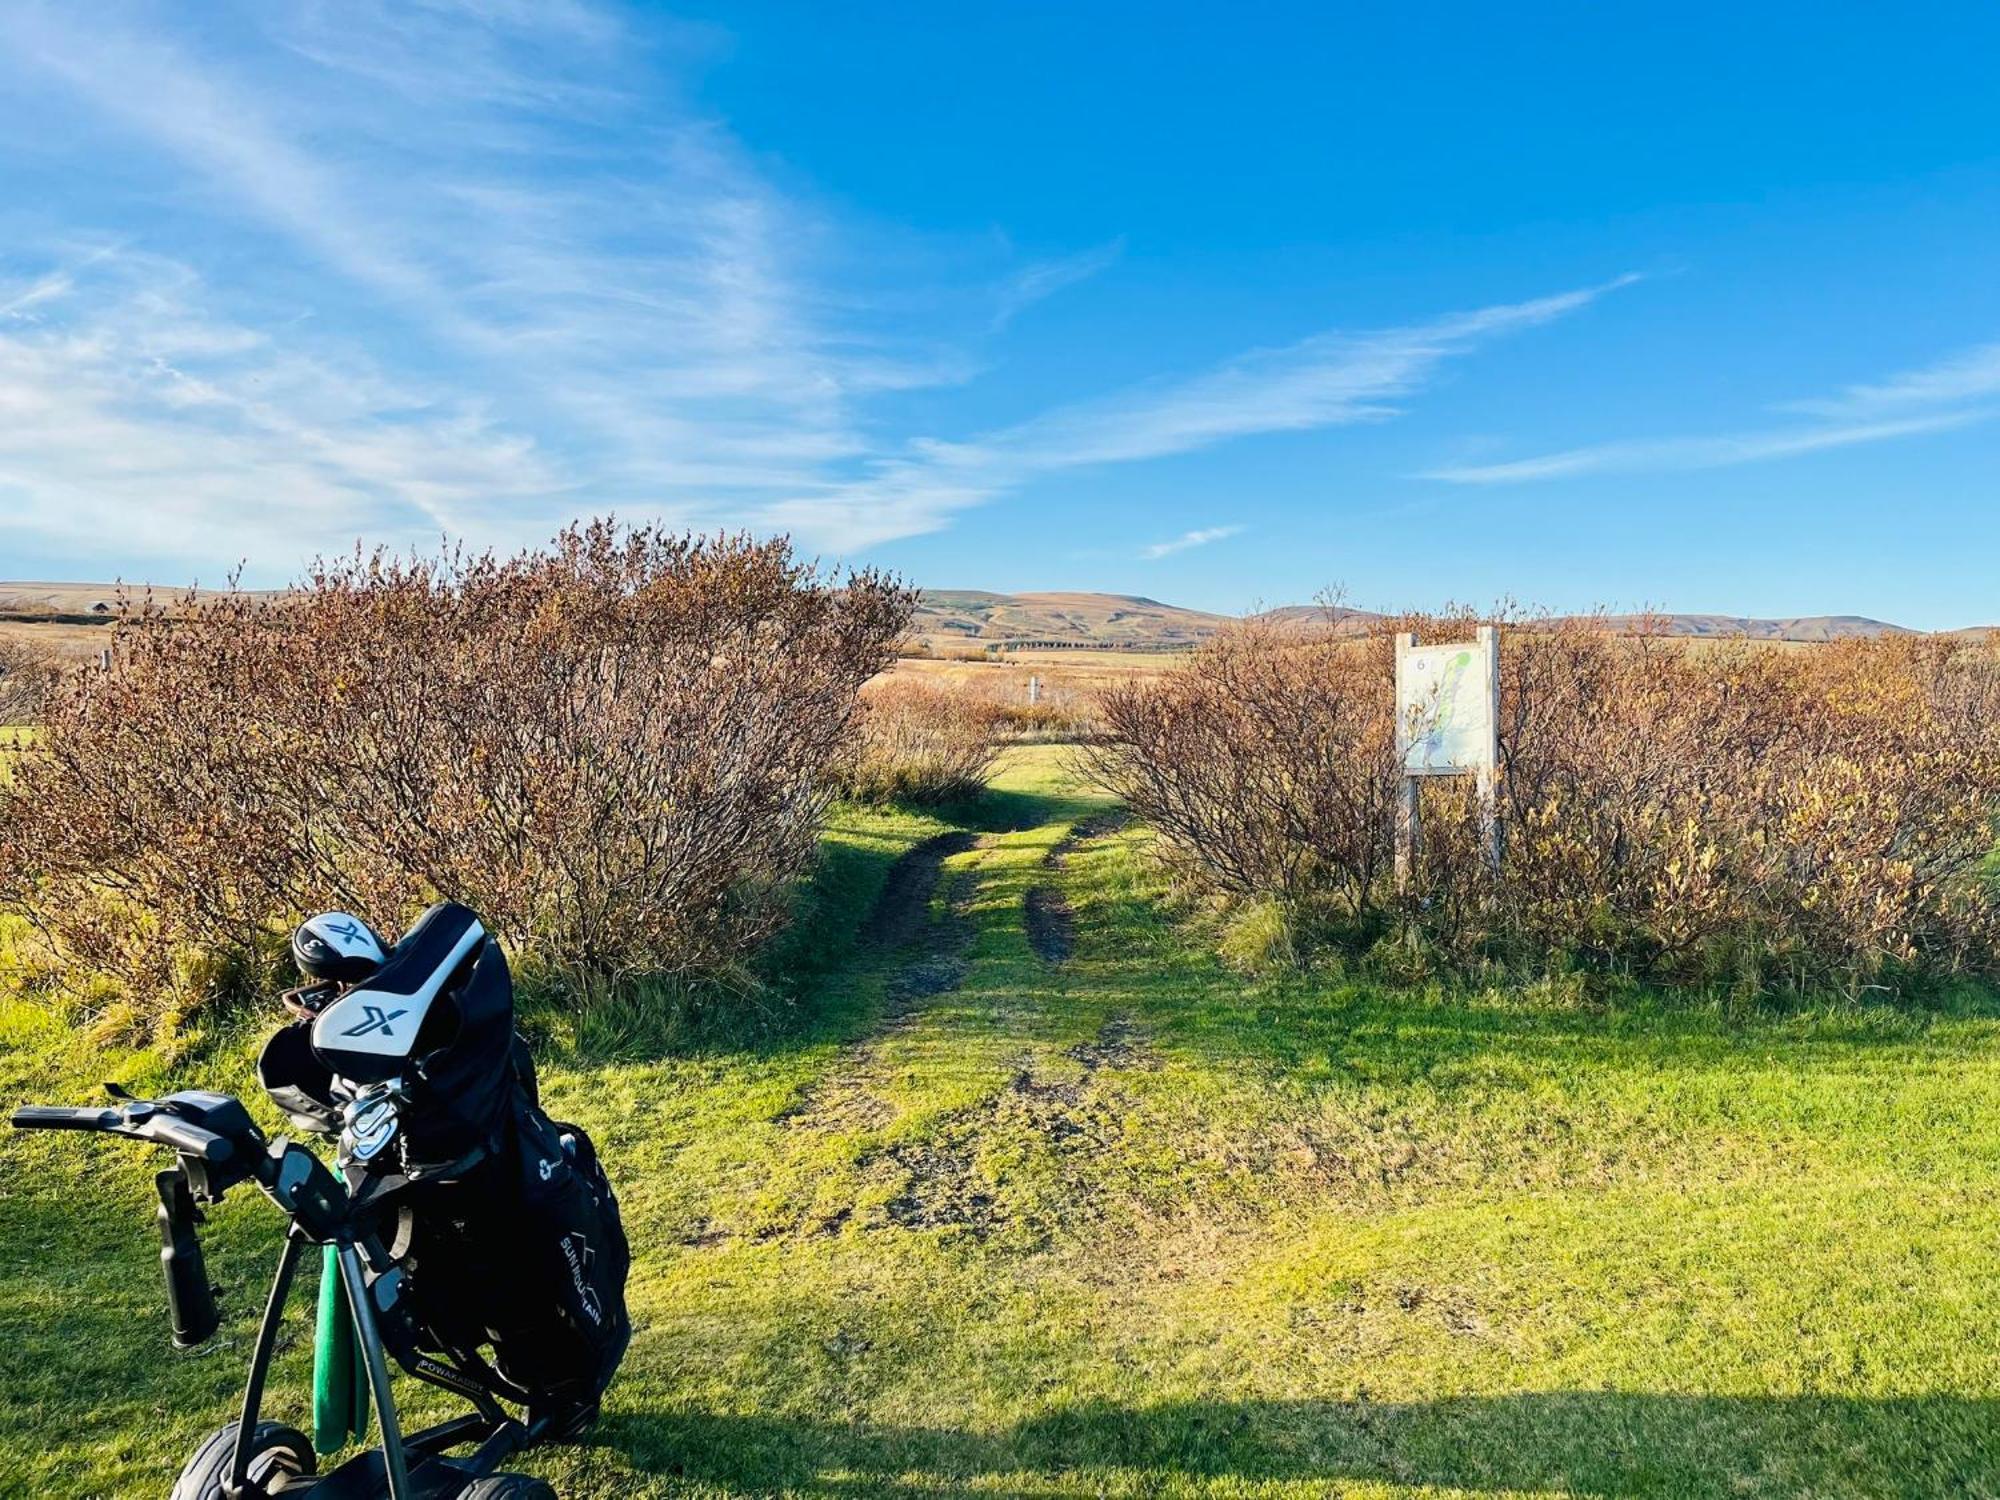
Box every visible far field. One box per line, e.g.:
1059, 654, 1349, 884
8, 582, 1992, 671
4, 749, 1999, 1497
887, 646, 1181, 716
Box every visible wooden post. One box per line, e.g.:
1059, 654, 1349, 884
1394, 631, 1419, 893
1475, 624, 1502, 875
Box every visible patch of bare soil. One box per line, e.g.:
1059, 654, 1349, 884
1023, 810, 1129, 965
781, 846, 983, 1138
995, 1058, 1102, 1143
1043, 810, 1131, 868
881, 867, 976, 1016
870, 1034, 1162, 1242
675, 1218, 731, 1249
1066, 1012, 1160, 1072
864, 830, 978, 947
881, 1137, 1002, 1235
1023, 884, 1073, 963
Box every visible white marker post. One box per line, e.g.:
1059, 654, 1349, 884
1393, 625, 1501, 891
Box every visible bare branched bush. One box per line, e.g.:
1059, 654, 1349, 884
837, 678, 1002, 804
0, 524, 914, 1032
0, 638, 59, 725
1087, 614, 2000, 993
1080, 621, 1401, 911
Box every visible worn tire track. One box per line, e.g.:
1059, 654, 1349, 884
779, 831, 986, 1137
863, 830, 978, 948
1024, 810, 1129, 965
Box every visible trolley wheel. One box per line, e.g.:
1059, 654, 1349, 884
170, 1421, 316, 1498
459, 1476, 558, 1500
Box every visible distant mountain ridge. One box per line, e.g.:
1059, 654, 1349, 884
1, 583, 1987, 654
1601, 613, 1916, 642
914, 590, 1228, 646
1249, 605, 1923, 643
914, 592, 1985, 649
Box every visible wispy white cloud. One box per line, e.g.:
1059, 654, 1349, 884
1423, 409, 1986, 484
4, 6, 455, 318
0, 269, 78, 320
0, 0, 999, 566
1141, 524, 1245, 559
0, 2, 1634, 567
1425, 333, 2000, 485
0, 248, 568, 564
984, 276, 1635, 469
1781, 341, 2000, 419
264, 0, 630, 111
764, 276, 1638, 548
989, 238, 1125, 330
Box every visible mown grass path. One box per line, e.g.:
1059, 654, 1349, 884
5, 747, 2000, 1497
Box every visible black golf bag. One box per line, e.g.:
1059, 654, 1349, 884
259, 901, 630, 1429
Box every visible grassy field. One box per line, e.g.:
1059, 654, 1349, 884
0, 617, 112, 664
5, 747, 2000, 1497
888, 647, 1182, 702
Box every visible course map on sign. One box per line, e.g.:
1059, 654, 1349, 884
1398, 641, 1493, 775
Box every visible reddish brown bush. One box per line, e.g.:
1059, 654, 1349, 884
0, 638, 59, 725
0, 524, 913, 1031
1495, 630, 2000, 982
1079, 620, 1402, 912
837, 677, 1003, 804
1087, 614, 2000, 992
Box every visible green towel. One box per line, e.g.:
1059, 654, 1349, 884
312, 1245, 371, 1455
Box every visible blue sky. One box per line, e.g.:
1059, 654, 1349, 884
1, 2, 1996, 626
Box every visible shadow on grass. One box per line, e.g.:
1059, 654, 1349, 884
1069, 866, 2000, 1084
1121, 972, 2000, 1092
932, 779, 1106, 836
605, 1391, 2000, 1497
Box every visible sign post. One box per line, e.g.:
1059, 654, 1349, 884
1393, 625, 1501, 891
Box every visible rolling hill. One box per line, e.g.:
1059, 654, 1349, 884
918, 594, 1956, 650
1251, 605, 1923, 643
913, 591, 1230, 647
3, 583, 1987, 660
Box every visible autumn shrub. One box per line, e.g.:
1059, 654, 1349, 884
1086, 615, 2000, 994
0, 638, 58, 726
0, 524, 914, 1035
1080, 620, 1402, 912
837, 677, 1003, 803
1494, 630, 2000, 985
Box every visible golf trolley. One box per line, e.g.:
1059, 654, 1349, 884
11, 902, 630, 1500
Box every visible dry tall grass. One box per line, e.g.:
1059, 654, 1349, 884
837, 678, 1003, 803
886, 653, 1137, 742
0, 524, 914, 1032
1086, 614, 2000, 993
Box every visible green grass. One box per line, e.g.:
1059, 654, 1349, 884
5, 746, 2000, 1497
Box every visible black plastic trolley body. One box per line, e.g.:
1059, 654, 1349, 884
11, 1091, 550, 1500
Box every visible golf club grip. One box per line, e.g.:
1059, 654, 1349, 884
10, 1105, 120, 1132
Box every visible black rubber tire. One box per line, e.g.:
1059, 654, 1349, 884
459, 1477, 558, 1500
170, 1421, 316, 1499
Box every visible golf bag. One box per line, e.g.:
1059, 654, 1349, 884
259, 901, 630, 1428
